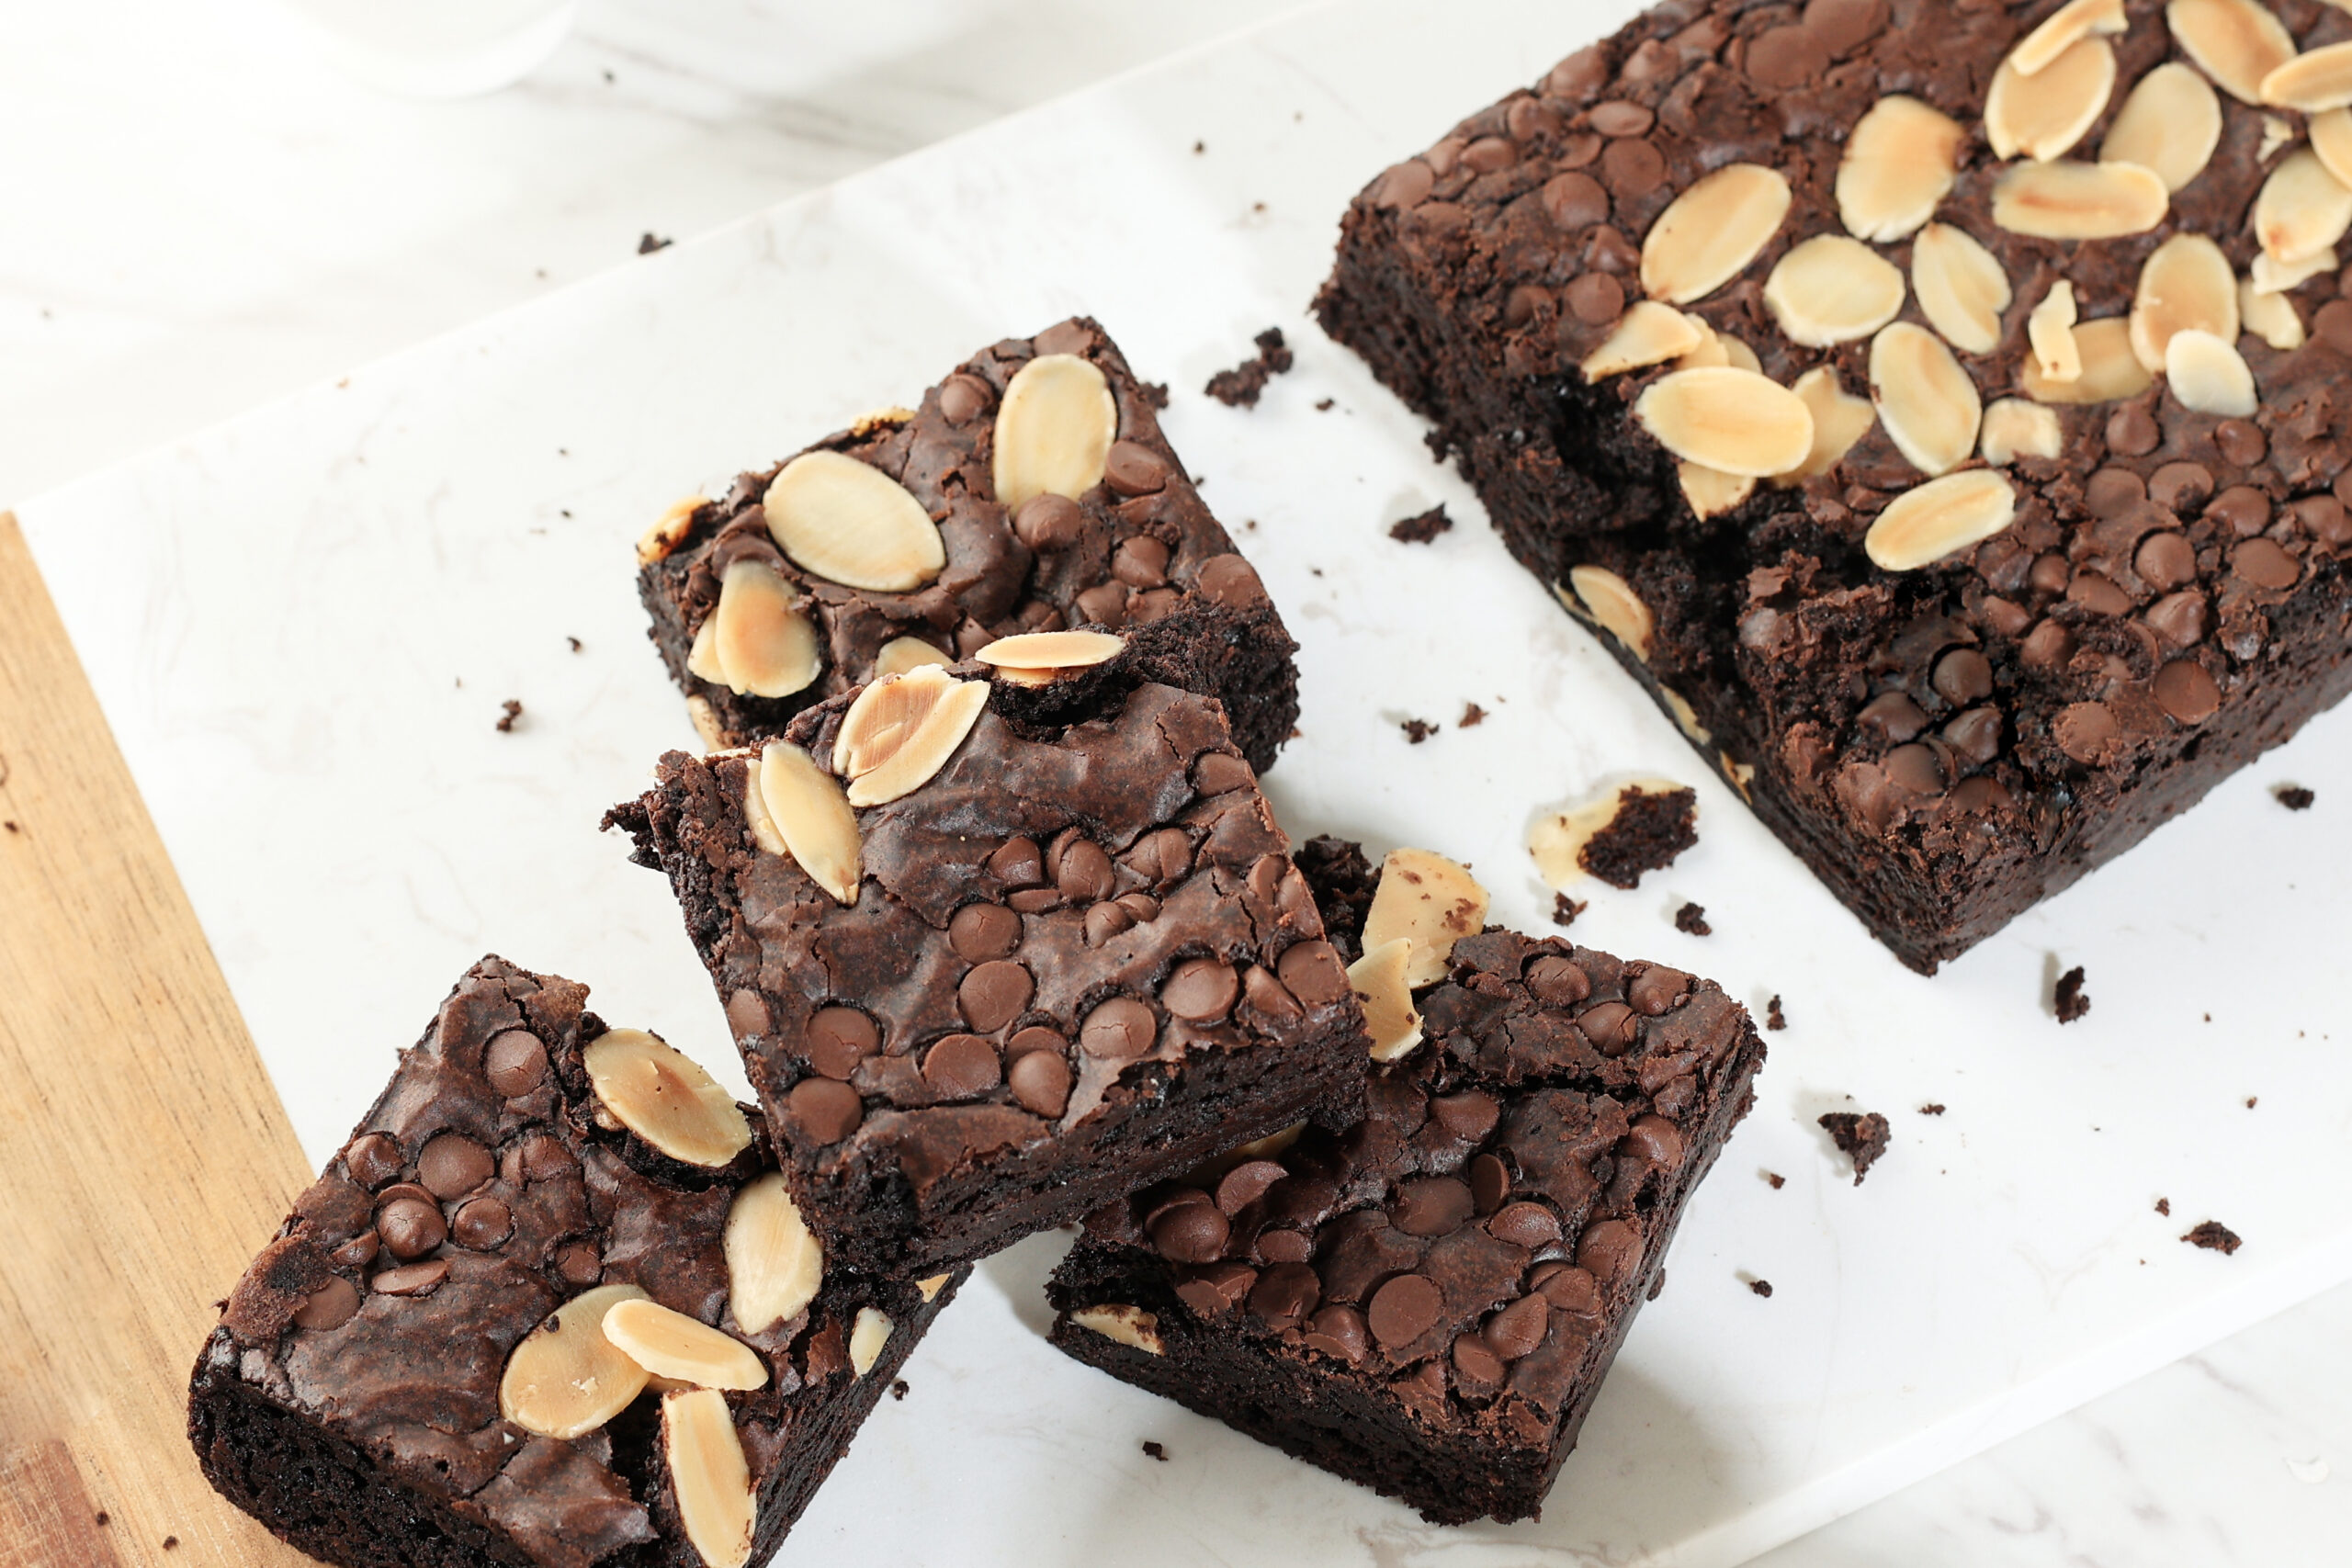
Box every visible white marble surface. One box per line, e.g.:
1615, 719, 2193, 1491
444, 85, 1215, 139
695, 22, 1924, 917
9, 0, 2350, 1562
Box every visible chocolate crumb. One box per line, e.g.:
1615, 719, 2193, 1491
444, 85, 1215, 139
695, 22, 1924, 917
1137, 380, 1170, 411
2275, 784, 2315, 810
1580, 785, 1698, 889
1764, 1170, 1785, 1190
2245, 1096, 2258, 1109
890, 1378, 910, 1401
2155, 1197, 2171, 1216
1459, 702, 1487, 728
93, 1513, 108, 1529
1388, 504, 1453, 545
1400, 718, 1438, 744
163, 1539, 179, 1552
3, 821, 17, 834
1204, 328, 1294, 408
2054, 964, 2091, 1023
1673, 901, 1711, 936
1315, 397, 1335, 411
496, 699, 524, 734
1550, 893, 1587, 928
1818, 1111, 1892, 1186
1748, 1279, 1773, 1298
1192, 140, 1204, 154
1766, 995, 1786, 1031
1141, 1440, 1169, 1461
637, 232, 673, 254
2183, 1220, 2242, 1255
1918, 1103, 1946, 1116
565, 636, 582, 653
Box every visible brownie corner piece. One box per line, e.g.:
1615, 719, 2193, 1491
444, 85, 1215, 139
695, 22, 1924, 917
1047, 843, 1765, 1525
189, 954, 963, 1568
634, 316, 1300, 773
1315, 0, 2352, 970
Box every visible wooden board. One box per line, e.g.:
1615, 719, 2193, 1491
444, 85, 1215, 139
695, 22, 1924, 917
0, 511, 313, 1568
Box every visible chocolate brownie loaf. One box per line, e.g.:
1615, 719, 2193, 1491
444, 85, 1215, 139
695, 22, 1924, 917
1047, 845, 1764, 1525
188, 956, 963, 1568
636, 317, 1300, 773
605, 653, 1370, 1280
1317, 0, 2352, 970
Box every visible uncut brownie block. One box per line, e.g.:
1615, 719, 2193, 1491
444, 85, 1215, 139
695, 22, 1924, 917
635, 316, 1300, 773
1047, 843, 1764, 1525
1316, 0, 2352, 971
189, 955, 964, 1568
604, 662, 1370, 1280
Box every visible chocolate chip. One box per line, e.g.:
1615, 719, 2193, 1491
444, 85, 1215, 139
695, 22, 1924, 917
1469, 1153, 1511, 1213
1129, 827, 1193, 884
1588, 100, 1653, 136
1392, 1177, 1476, 1237
1053, 837, 1114, 902
2147, 462, 2214, 513
2154, 660, 2222, 725
1155, 958, 1237, 1024
1249, 1262, 1322, 1329
2290, 495, 2352, 547
937, 373, 991, 425
1301, 1303, 1369, 1363
1006, 1047, 1071, 1117
790, 1077, 864, 1143
986, 836, 1046, 887
1600, 138, 1664, 197
1215, 1159, 1287, 1215
371, 1260, 451, 1297
1083, 902, 1134, 946
1430, 1089, 1501, 1142
2134, 531, 2197, 592
1196, 553, 1266, 608
1080, 996, 1158, 1060
2053, 701, 2120, 763
1947, 776, 2016, 815
1536, 1263, 1601, 1315
553, 1242, 602, 1286
2019, 620, 2076, 670
2029, 552, 2072, 595
1241, 964, 1302, 1019
2068, 572, 2134, 617
450, 1197, 513, 1250
414, 1134, 492, 1201
807, 1007, 880, 1079
1747, 23, 1828, 85
1883, 742, 1946, 796
1483, 1293, 1552, 1360
1366, 1272, 1444, 1348
1461, 135, 1518, 174
725, 989, 770, 1043
1453, 1334, 1507, 1390
922, 1033, 1002, 1098
1805, 0, 1887, 52
1150, 1201, 1231, 1263
1274, 941, 1348, 1006
1858, 691, 1928, 744
516, 1134, 574, 1185
957, 961, 1034, 1033
2207, 485, 2271, 537
1175, 1260, 1258, 1316
1576, 999, 1638, 1055
1074, 581, 1127, 630
1524, 953, 1591, 1006
1942, 707, 2003, 764
1112, 535, 1171, 588
330, 1232, 378, 1269
1576, 1218, 1642, 1288
1256, 1228, 1312, 1264
2233, 537, 2301, 590
1626, 965, 1690, 1017
375, 1197, 445, 1261
345, 1133, 403, 1190
1541, 171, 1609, 230
1487, 1200, 1564, 1250
1931, 649, 1994, 706
1623, 1113, 1686, 1167
2104, 404, 2159, 457
1012, 493, 1085, 552
2214, 420, 2267, 468
1557, 273, 1623, 327
291, 1277, 359, 1332
481, 1031, 548, 1097
2085, 468, 2145, 518
1544, 44, 1608, 99
1103, 442, 1170, 497
1193, 752, 1253, 795
1371, 158, 1435, 210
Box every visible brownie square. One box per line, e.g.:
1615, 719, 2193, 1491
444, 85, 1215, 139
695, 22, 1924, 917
604, 660, 1370, 1280
1047, 843, 1764, 1525
636, 316, 1301, 773
188, 955, 963, 1568
1316, 0, 2352, 970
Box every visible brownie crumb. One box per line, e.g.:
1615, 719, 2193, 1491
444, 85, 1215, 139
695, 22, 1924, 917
1388, 504, 1453, 544
1192, 140, 1205, 154
3, 821, 17, 834
637, 232, 673, 254
93, 1513, 108, 1529
1748, 1279, 1773, 1298
565, 636, 582, 652
1819, 1111, 1892, 1186
1142, 1440, 1169, 1461
163, 1539, 179, 1552
1646, 1269, 1666, 1301
1674, 901, 1711, 936
1315, 397, 1335, 412
2246, 1096, 2258, 1109
2155, 1197, 2171, 1215
2275, 784, 2315, 810
1459, 701, 1487, 728
2054, 964, 2091, 1023
2183, 1220, 2242, 1255
496, 699, 524, 733
1292, 835, 1378, 963
1401, 717, 1438, 744
1580, 785, 1699, 889
1137, 380, 1170, 411
1204, 328, 1294, 408
1918, 1102, 1946, 1116
1766, 995, 1787, 1031
1764, 1170, 1785, 1190
1550, 893, 1587, 928
890, 1378, 910, 1401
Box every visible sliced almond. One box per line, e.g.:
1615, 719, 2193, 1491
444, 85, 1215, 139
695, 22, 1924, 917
2011, 0, 2127, 75
1069, 1303, 1164, 1355
2165, 328, 2259, 415
2259, 113, 2297, 164
848, 1307, 892, 1376
663, 1389, 756, 1568
2311, 106, 2352, 188
500, 1284, 652, 1440
974, 629, 1125, 673
2023, 317, 2156, 403
993, 354, 1117, 512
1679, 461, 1757, 519
2255, 148, 2352, 265
1348, 936, 1424, 1063
1992, 161, 2168, 239
1981, 399, 2066, 465
1986, 37, 2116, 162
1633, 367, 1815, 478
1638, 164, 1792, 305
2169, 0, 2297, 103
709, 559, 820, 700
2129, 234, 2240, 371
1662, 687, 1713, 746
1763, 235, 1907, 346
2100, 62, 2223, 191
1869, 323, 1983, 478
686, 615, 726, 687
1718, 335, 1763, 374
638, 495, 704, 565
916, 1273, 951, 1303
604, 1298, 769, 1392
2029, 282, 2083, 380
1362, 848, 1491, 989
1838, 96, 1966, 242
1778, 367, 1878, 481
758, 741, 862, 905
686, 696, 727, 755
2241, 276, 2309, 347
1566, 565, 1654, 660
872, 636, 952, 679
583, 1029, 754, 1168
764, 450, 945, 593
1911, 224, 2013, 355
2251, 244, 2336, 294
1529, 779, 1690, 890
726, 1171, 824, 1335
1673, 315, 1731, 369
831, 667, 988, 807
1864, 471, 2020, 570
1581, 301, 1706, 380
738, 754, 788, 857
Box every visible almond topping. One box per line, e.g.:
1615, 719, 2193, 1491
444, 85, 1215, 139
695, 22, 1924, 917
916, 1273, 951, 1303
1868, 323, 1983, 478
2129, 234, 2239, 371
2029, 282, 2083, 380
1349, 937, 1425, 1063
2165, 328, 2259, 416
758, 741, 862, 904
583, 1029, 753, 1168
1679, 462, 1756, 519
603, 1299, 769, 1392
764, 450, 945, 593
2251, 244, 2336, 294
1633, 367, 1815, 478
2023, 317, 2156, 403
1763, 235, 1907, 346
1838, 96, 1966, 242
1566, 565, 1654, 660
1362, 848, 1491, 989
2255, 148, 2352, 264
500, 1284, 652, 1439
973, 629, 1125, 674
849, 1308, 893, 1377
1910, 224, 2013, 355
738, 755, 788, 856
726, 1172, 824, 1335
1779, 367, 1878, 481
1864, 471, 2020, 571
2168, 0, 2296, 104
1638, 164, 1792, 305
831, 666, 988, 807
2241, 276, 2308, 347
871, 637, 952, 679
993, 354, 1117, 512
708, 559, 820, 700
663, 1389, 756, 1568
2011, 0, 2127, 75
639, 496, 705, 565
1529, 779, 1691, 889
1674, 315, 1730, 369
2101, 63, 2223, 191
1069, 1303, 1164, 1355
685, 696, 727, 755
2310, 106, 2352, 189
1580, 301, 1705, 380
1991, 161, 2168, 239
1986, 37, 2116, 162
1980, 399, 2065, 466
1719, 335, 1763, 374
685, 615, 726, 687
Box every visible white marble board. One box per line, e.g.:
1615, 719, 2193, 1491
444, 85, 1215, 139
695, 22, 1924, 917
20, 0, 2352, 1562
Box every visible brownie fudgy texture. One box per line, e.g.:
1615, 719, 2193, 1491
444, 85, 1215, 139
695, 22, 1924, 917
605, 658, 1369, 1280
1317, 0, 2352, 970
189, 956, 963, 1568
1047, 845, 1765, 1524
636, 317, 1300, 773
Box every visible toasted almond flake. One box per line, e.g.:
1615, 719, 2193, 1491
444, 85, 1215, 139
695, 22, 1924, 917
1633, 367, 1815, 477
1069, 1303, 1164, 1355
2256, 148, 2352, 264
1838, 96, 1967, 242
849, 1308, 893, 1377
709, 559, 820, 700
1566, 564, 1655, 660
1722, 754, 1757, 800
872, 636, 952, 678
1986, 37, 2116, 162
1362, 849, 1492, 989
1581, 301, 1706, 380
2170, 0, 2297, 102
2029, 282, 2084, 379
1992, 161, 2168, 239
2259, 114, 2297, 164
1529, 779, 1691, 889
993, 354, 1117, 512
1763, 235, 1908, 346
974, 629, 1125, 672
2101, 63, 2224, 191
686, 615, 726, 686
1865, 471, 2019, 570
1719, 335, 1763, 374
764, 450, 945, 593
1662, 687, 1713, 745
1639, 164, 1792, 305
604, 1299, 769, 1392
758, 741, 862, 904
1778, 367, 1878, 480
2024, 317, 2157, 402
916, 1273, 951, 1303
638, 495, 704, 565
2264, 38, 2352, 109
727, 1172, 824, 1334
664, 1390, 755, 1568
2241, 276, 2309, 347
2251, 244, 2337, 293
831, 667, 989, 807
500, 1284, 652, 1440
989, 667, 1060, 688
2165, 328, 2260, 415
2017, 0, 2130, 74
1981, 399, 2066, 465
2311, 107, 2352, 187
1868, 323, 1983, 478
1679, 461, 1757, 518
1674, 315, 1731, 369
2129, 234, 2240, 371
738, 753, 788, 856
1910, 225, 2012, 355
686, 696, 727, 755
849, 406, 917, 438
583, 1029, 753, 1168
1349, 937, 1425, 1063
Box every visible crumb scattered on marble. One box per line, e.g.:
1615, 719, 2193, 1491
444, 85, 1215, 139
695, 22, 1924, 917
2054, 964, 2091, 1023
1551, 893, 1586, 928
1459, 702, 1487, 728
1388, 504, 1453, 544
497, 699, 524, 733
566, 636, 582, 652
890, 1379, 909, 1401
638, 232, 673, 254
2183, 1220, 2242, 1255
1918, 1103, 1945, 1116
1674, 901, 1711, 936
1204, 328, 1293, 408
1138, 380, 1170, 410
1141, 1440, 1169, 1461
2155, 1197, 2171, 1215
1766, 995, 1786, 1032
1315, 397, 1334, 411
92, 1513, 107, 1529
1819, 1111, 1892, 1186
1400, 717, 1437, 744
2275, 784, 2315, 810
1192, 140, 1204, 153
2246, 1096, 2258, 1108
1763, 1170, 1785, 1190
1748, 1279, 1773, 1298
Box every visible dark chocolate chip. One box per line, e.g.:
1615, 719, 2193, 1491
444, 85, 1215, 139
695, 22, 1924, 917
1175, 1260, 1258, 1316
2068, 572, 2134, 617
957, 961, 1035, 1032
1858, 691, 1929, 744
1216, 1159, 1288, 1215
937, 373, 992, 425
1931, 649, 1994, 706
1006, 1047, 1071, 1118
1622, 1113, 1685, 1168
1483, 1293, 1552, 1360
2144, 590, 2210, 648
1196, 553, 1267, 608
1536, 1263, 1601, 1315
375, 1198, 446, 1261
1884, 742, 1946, 796
1469, 1153, 1511, 1213
1159, 958, 1238, 1024
451, 1197, 513, 1250
789, 1077, 864, 1144
1588, 100, 1653, 137
1301, 1303, 1369, 1363
2214, 419, 2267, 467
2105, 404, 2159, 457
2233, 537, 2301, 590
1576, 1218, 1641, 1288
330, 1232, 379, 1269
1600, 137, 1664, 197
2019, 620, 2076, 670
1083, 902, 1134, 946
2085, 468, 2145, 518
1054, 837, 1114, 902
1747, 23, 1828, 85
1563, 272, 1625, 324
1576, 999, 1638, 1055
923, 1033, 1002, 1098
1392, 1177, 1476, 1237
291, 1277, 360, 1332
345, 1133, 403, 1191
1452, 1333, 1506, 1389
1131, 827, 1193, 883
1248, 1262, 1322, 1329
1193, 751, 1253, 795
1942, 707, 2003, 764
1274, 941, 1348, 1006
1112, 535, 1171, 588
1150, 1201, 1231, 1264
2154, 660, 2221, 725
1626, 965, 1690, 1017
2134, 531, 2196, 592
370, 1260, 451, 1298
516, 1134, 574, 1184
481, 1031, 548, 1097
1523, 954, 1591, 1006
1012, 493, 1085, 552
2147, 462, 2213, 513
416, 1134, 493, 1201
1255, 1228, 1312, 1264
1366, 1272, 1444, 1348
1487, 1201, 1563, 1250
1074, 582, 1127, 629
1371, 159, 1435, 210
1541, 171, 1610, 230
807, 1007, 881, 1080
949, 902, 1023, 963
2053, 701, 2120, 763
1103, 442, 1170, 497
1241, 964, 1302, 1020
1430, 1089, 1501, 1142
986, 836, 1046, 887
554, 1242, 603, 1286
1079, 997, 1158, 1060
